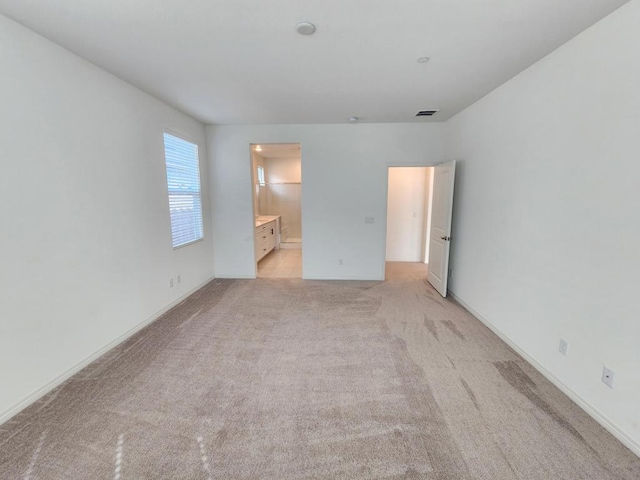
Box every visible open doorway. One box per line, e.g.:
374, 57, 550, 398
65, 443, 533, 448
385, 166, 434, 280
251, 143, 302, 278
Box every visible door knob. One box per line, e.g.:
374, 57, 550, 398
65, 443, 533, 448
441, 236, 451, 241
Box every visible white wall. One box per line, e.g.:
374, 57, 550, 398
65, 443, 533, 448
264, 156, 301, 183
444, 1, 640, 453
386, 167, 431, 262
251, 151, 266, 215
424, 168, 435, 263
207, 124, 444, 279
0, 15, 214, 421
263, 156, 302, 241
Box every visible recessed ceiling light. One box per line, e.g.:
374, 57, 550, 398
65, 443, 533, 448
255, 145, 262, 152
296, 22, 316, 35
417, 57, 430, 64
349, 116, 359, 123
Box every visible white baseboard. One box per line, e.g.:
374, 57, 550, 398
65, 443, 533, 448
448, 290, 640, 458
0, 276, 216, 427
214, 274, 256, 279
302, 275, 383, 281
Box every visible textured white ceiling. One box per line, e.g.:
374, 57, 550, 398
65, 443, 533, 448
0, 0, 629, 124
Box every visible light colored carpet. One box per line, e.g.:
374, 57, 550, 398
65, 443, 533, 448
1, 263, 639, 479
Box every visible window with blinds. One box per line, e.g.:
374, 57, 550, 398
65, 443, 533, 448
163, 132, 204, 248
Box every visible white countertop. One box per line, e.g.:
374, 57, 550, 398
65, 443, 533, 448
255, 215, 280, 228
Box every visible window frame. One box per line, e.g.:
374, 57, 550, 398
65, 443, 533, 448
162, 129, 204, 250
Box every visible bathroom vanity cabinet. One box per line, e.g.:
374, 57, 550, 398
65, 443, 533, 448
255, 217, 279, 262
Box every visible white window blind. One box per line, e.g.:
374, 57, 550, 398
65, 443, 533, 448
163, 132, 203, 248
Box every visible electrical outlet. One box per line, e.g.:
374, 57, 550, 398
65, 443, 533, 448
177, 274, 181, 284
559, 339, 569, 356
602, 366, 615, 388
169, 278, 174, 288
338, 258, 344, 265
448, 268, 453, 279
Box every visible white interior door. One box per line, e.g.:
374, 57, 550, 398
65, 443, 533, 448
427, 161, 456, 297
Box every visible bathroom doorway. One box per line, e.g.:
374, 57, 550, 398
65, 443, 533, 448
251, 143, 302, 278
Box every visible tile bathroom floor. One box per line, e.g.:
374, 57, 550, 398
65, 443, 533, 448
257, 247, 302, 278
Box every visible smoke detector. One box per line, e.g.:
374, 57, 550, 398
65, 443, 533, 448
296, 22, 316, 35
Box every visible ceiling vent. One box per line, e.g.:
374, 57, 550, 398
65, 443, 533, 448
416, 109, 440, 117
